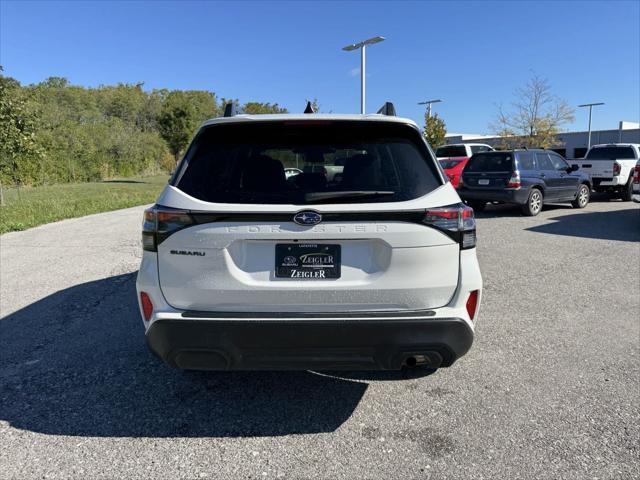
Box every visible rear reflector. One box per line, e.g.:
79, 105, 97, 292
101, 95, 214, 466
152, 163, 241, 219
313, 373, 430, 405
466, 290, 479, 320
140, 292, 153, 321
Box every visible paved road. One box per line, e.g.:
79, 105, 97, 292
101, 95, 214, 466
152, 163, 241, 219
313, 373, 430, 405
1, 199, 639, 479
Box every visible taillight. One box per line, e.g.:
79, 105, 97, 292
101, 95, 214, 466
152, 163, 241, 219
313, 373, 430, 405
466, 290, 479, 320
506, 171, 521, 188
142, 205, 195, 252
633, 165, 640, 184
613, 162, 621, 176
140, 292, 153, 321
423, 203, 476, 249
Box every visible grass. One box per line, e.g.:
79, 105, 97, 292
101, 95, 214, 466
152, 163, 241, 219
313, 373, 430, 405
0, 175, 169, 234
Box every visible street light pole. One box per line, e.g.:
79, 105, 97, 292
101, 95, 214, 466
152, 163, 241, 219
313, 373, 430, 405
578, 102, 604, 150
360, 45, 366, 115
418, 99, 443, 119
343, 36, 385, 114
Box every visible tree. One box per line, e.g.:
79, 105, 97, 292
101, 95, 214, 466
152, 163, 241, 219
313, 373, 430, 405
490, 73, 574, 148
423, 113, 447, 148
157, 91, 200, 164
242, 102, 288, 114
0, 68, 43, 203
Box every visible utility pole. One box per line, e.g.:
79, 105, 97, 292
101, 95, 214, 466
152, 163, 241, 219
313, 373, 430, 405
342, 36, 386, 114
418, 99, 443, 119
578, 102, 604, 150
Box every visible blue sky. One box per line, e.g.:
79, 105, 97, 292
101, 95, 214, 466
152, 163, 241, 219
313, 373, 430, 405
1, 0, 639, 134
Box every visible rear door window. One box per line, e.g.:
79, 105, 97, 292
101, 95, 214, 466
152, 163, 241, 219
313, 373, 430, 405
174, 121, 442, 205
535, 152, 555, 170
464, 152, 514, 172
435, 145, 467, 157
585, 146, 636, 160
517, 152, 535, 170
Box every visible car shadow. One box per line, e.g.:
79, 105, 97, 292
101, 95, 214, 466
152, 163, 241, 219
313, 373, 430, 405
526, 208, 640, 242
474, 202, 573, 218
0, 273, 368, 438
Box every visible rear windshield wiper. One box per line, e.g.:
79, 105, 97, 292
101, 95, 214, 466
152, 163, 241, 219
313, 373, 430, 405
304, 191, 395, 203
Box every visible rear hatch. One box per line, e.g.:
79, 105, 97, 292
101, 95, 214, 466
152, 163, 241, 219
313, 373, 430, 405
461, 152, 514, 188
154, 120, 463, 313
575, 146, 637, 178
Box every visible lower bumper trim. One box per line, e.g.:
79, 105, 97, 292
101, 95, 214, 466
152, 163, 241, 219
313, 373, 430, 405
145, 317, 473, 371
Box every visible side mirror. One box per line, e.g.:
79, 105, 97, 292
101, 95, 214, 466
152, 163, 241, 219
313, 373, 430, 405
570, 164, 579, 172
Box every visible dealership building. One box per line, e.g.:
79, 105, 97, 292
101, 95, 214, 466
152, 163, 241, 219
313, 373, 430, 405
445, 121, 640, 159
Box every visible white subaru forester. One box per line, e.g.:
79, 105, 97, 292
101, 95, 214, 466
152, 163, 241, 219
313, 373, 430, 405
136, 106, 482, 372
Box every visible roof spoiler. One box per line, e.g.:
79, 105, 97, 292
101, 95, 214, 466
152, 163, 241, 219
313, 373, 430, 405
223, 102, 238, 117
377, 102, 396, 116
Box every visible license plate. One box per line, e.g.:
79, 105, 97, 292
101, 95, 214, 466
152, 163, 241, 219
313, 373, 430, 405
478, 179, 490, 185
275, 244, 341, 279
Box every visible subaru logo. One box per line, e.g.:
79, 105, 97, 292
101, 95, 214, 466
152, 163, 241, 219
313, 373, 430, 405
293, 211, 322, 226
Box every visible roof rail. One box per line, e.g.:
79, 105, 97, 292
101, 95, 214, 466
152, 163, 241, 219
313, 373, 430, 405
223, 102, 237, 117
377, 102, 396, 116
304, 101, 316, 114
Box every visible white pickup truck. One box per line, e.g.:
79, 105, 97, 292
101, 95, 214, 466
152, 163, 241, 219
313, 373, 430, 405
572, 144, 640, 201
632, 160, 640, 203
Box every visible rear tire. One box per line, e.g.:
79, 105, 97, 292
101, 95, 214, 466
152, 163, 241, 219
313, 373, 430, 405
571, 184, 590, 208
621, 179, 633, 202
521, 188, 543, 216
468, 201, 486, 212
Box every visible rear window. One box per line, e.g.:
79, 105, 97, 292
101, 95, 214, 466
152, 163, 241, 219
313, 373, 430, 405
440, 159, 462, 169
470, 145, 492, 154
436, 145, 467, 157
174, 121, 441, 204
586, 146, 636, 160
464, 152, 514, 172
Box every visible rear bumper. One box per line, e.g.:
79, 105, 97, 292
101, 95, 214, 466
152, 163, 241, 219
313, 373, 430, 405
145, 314, 474, 371
593, 177, 622, 187
459, 187, 529, 205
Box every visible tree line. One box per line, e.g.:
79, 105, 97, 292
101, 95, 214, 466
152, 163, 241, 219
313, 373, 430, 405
0, 67, 287, 188
1, 67, 575, 193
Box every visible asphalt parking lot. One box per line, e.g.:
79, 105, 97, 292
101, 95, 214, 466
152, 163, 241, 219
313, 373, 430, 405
1, 197, 639, 479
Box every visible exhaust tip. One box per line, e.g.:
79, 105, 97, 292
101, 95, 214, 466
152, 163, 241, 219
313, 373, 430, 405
405, 356, 417, 367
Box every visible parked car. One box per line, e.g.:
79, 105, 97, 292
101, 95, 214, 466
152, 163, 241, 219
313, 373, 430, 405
632, 160, 640, 203
436, 143, 494, 188
459, 149, 592, 216
571, 143, 640, 201
284, 167, 302, 179
435, 143, 495, 160
136, 108, 482, 372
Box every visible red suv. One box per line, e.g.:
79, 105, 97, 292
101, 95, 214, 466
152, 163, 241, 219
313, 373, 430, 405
436, 143, 494, 188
